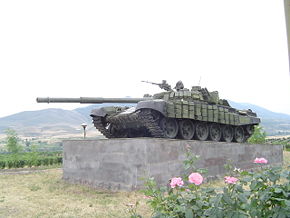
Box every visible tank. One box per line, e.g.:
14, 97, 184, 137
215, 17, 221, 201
36, 80, 260, 142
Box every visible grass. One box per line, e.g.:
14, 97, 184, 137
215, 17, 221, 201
0, 151, 289, 218
0, 169, 152, 218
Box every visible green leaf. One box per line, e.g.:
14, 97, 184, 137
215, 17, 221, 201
222, 192, 232, 205
274, 188, 283, 193
271, 197, 285, 202
284, 200, 290, 207
237, 193, 248, 204
185, 209, 193, 218
235, 185, 244, 193
250, 181, 258, 190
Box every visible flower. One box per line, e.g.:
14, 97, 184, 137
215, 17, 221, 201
224, 176, 238, 184
188, 172, 203, 185
253, 157, 268, 164
170, 177, 184, 188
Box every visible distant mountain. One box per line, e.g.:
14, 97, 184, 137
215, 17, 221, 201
0, 108, 91, 137
0, 102, 289, 137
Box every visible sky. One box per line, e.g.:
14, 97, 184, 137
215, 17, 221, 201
0, 0, 289, 118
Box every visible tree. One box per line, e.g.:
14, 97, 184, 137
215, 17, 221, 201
247, 125, 266, 144
5, 129, 22, 153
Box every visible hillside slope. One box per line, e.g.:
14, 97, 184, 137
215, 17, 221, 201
0, 108, 91, 137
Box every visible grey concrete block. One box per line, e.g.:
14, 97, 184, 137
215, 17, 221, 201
63, 138, 283, 191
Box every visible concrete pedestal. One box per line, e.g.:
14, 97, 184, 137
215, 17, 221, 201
63, 138, 283, 191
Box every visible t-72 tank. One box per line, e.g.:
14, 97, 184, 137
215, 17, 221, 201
37, 80, 260, 142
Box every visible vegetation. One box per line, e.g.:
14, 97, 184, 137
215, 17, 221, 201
139, 152, 290, 218
0, 129, 63, 154
247, 125, 266, 144
0, 129, 62, 169
0, 169, 151, 218
246, 125, 290, 151
266, 137, 290, 151
5, 129, 22, 153
0, 151, 62, 169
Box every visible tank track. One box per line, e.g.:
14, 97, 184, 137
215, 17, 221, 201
92, 116, 114, 138
138, 110, 165, 138
92, 110, 165, 139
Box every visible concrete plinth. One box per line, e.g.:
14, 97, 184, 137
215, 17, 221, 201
63, 138, 283, 191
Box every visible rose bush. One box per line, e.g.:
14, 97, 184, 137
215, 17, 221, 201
142, 155, 290, 218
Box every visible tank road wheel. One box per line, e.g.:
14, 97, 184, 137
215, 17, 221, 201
221, 125, 234, 142
159, 117, 178, 139
195, 122, 209, 141
178, 119, 195, 140
234, 126, 245, 143
209, 123, 222, 142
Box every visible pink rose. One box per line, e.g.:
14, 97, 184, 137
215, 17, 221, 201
253, 157, 268, 164
188, 172, 203, 185
170, 177, 184, 188
224, 176, 238, 184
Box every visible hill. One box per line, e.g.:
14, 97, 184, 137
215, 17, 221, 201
0, 102, 289, 137
0, 108, 91, 137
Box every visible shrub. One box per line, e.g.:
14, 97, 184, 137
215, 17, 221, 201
247, 126, 266, 144
5, 129, 22, 153
142, 154, 290, 217
0, 151, 62, 169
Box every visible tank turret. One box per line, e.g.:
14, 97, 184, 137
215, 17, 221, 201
36, 80, 260, 142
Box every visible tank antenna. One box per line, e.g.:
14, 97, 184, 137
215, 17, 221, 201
198, 76, 202, 86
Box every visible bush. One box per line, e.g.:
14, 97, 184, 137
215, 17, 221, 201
0, 151, 62, 169
142, 152, 290, 217
5, 129, 22, 153
247, 126, 266, 144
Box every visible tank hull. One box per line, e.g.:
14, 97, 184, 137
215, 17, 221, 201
90, 98, 260, 143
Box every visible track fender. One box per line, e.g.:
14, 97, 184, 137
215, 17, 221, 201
90, 107, 108, 117
136, 100, 167, 116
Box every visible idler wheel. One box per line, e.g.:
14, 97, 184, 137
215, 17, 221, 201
159, 117, 178, 139
221, 125, 234, 142
234, 126, 245, 143
178, 119, 195, 140
209, 123, 222, 142
195, 122, 209, 141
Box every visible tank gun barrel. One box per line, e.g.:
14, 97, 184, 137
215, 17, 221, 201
36, 97, 152, 104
